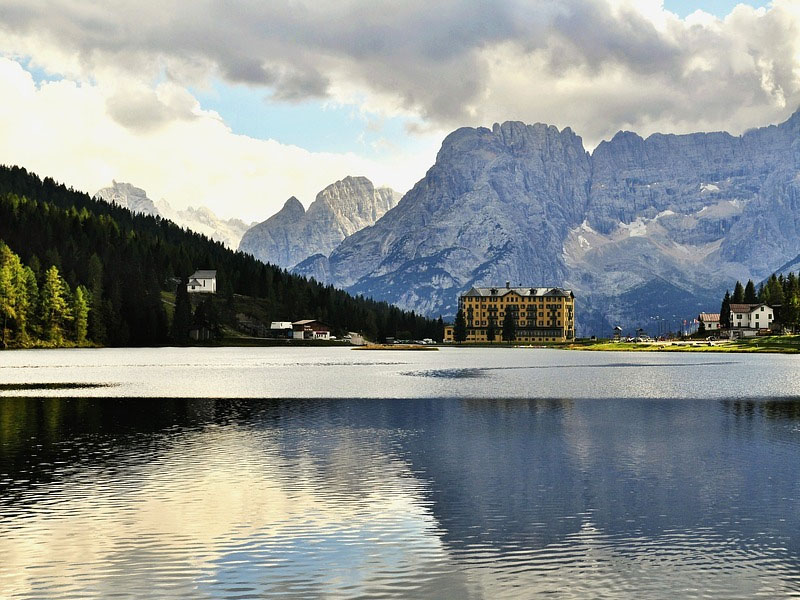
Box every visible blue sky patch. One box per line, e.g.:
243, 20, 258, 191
663, 0, 767, 18
191, 81, 419, 157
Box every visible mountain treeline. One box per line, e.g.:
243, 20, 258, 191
718, 275, 800, 329
0, 165, 442, 347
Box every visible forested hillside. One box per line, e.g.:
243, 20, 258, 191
0, 165, 441, 347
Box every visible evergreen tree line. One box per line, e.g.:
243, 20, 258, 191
0, 165, 442, 346
718, 274, 800, 330
0, 242, 89, 347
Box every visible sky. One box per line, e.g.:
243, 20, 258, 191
0, 0, 797, 222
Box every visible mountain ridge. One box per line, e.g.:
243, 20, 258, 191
300, 108, 800, 334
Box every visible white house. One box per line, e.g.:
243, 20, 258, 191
269, 322, 293, 338
729, 303, 774, 337
698, 313, 721, 331
187, 270, 216, 294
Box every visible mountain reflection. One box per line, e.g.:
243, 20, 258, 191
2, 396, 800, 598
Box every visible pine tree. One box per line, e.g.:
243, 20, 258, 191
72, 286, 89, 345
486, 315, 497, 343
744, 279, 757, 303
13, 264, 32, 345
22, 266, 39, 341
768, 274, 785, 308
502, 309, 516, 343
454, 309, 467, 343
720, 290, 731, 328
0, 242, 34, 347
0, 244, 17, 347
39, 265, 71, 344
757, 282, 768, 303
86, 253, 106, 343
785, 294, 800, 333
170, 278, 192, 345
786, 274, 800, 331
733, 281, 745, 304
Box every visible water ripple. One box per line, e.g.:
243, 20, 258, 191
1, 392, 800, 598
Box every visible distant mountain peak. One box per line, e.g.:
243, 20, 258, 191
95, 181, 250, 249
94, 181, 159, 217
279, 196, 306, 218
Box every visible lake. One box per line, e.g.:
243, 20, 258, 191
1, 347, 800, 598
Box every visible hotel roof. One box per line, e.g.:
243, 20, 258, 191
462, 286, 573, 298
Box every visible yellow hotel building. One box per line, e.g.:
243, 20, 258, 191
444, 284, 575, 343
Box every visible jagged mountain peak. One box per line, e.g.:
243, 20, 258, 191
315, 176, 374, 207
94, 181, 159, 217
238, 176, 400, 269
277, 196, 306, 218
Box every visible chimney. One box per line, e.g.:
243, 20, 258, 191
506, 281, 510, 288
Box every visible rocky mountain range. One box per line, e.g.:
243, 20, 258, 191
291, 109, 800, 335
238, 176, 400, 268
94, 181, 252, 249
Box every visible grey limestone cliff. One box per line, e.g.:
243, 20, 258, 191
238, 176, 400, 268
313, 110, 800, 334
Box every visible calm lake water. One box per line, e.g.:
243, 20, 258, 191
2, 347, 800, 598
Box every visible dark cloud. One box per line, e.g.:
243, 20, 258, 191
1, 0, 799, 140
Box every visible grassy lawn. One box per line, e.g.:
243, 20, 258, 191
443, 335, 800, 353
565, 335, 800, 354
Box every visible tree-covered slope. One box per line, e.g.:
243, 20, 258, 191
0, 165, 440, 347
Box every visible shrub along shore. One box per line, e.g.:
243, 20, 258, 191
442, 336, 800, 353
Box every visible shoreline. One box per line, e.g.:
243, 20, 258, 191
4, 336, 799, 354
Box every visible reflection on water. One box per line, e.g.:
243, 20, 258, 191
2, 396, 800, 598
403, 361, 736, 379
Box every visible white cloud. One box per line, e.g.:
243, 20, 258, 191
0, 58, 439, 221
